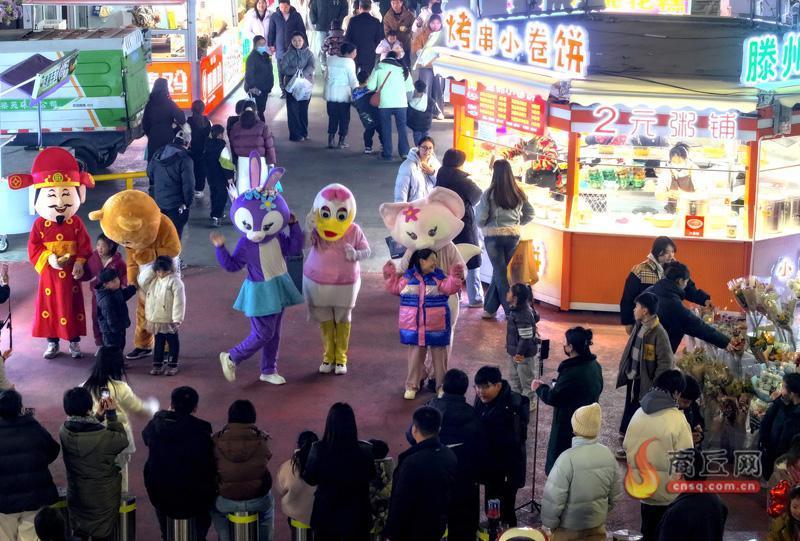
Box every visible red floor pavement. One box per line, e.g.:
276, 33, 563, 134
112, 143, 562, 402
1, 262, 766, 540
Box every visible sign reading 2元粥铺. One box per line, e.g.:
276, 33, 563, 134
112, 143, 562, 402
443, 8, 589, 78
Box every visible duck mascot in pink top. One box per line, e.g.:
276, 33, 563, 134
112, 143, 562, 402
303, 183, 370, 375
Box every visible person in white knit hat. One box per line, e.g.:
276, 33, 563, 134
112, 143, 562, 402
541, 403, 621, 541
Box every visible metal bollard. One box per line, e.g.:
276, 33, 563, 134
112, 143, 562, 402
52, 487, 71, 538
167, 517, 196, 541
228, 511, 257, 541
612, 530, 644, 541
290, 518, 314, 541
113, 494, 137, 541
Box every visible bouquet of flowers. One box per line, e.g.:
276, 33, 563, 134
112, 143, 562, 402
764, 293, 797, 350
728, 276, 775, 330
1, 0, 22, 25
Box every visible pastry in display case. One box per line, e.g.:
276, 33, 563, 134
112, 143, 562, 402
574, 136, 748, 239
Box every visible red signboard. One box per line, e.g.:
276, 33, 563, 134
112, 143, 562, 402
684, 215, 705, 238
200, 46, 224, 114
464, 86, 546, 135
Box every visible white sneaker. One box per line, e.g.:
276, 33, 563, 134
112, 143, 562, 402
259, 373, 286, 385
335, 364, 347, 375
69, 341, 82, 358
403, 389, 417, 400
43, 342, 60, 359
319, 362, 333, 374
363, 147, 373, 155
219, 352, 236, 382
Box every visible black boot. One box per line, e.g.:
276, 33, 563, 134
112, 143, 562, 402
327, 134, 336, 149
338, 135, 349, 149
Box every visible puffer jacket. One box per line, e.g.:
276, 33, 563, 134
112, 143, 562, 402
279, 46, 315, 83
324, 55, 358, 103
366, 60, 414, 109
147, 143, 195, 211
623, 388, 693, 506
213, 423, 273, 501
767, 513, 799, 541
394, 148, 440, 202
0, 414, 60, 514
60, 414, 129, 538
477, 190, 534, 235
384, 266, 462, 347
506, 302, 538, 358
541, 436, 620, 531
95, 285, 137, 335
139, 266, 186, 325
616, 316, 675, 400
229, 119, 277, 164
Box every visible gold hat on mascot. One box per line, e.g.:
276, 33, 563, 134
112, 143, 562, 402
312, 183, 356, 242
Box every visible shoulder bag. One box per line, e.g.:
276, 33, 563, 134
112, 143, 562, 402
369, 71, 392, 108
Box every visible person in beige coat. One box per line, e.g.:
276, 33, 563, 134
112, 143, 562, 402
139, 256, 186, 376
275, 431, 318, 528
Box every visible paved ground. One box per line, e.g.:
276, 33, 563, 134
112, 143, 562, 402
0, 83, 767, 540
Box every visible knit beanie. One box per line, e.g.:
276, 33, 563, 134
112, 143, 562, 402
571, 402, 601, 438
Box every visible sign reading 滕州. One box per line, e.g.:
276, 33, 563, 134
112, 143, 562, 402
444, 8, 589, 78
741, 31, 800, 86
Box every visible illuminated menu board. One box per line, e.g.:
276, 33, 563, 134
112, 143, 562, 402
465, 87, 546, 135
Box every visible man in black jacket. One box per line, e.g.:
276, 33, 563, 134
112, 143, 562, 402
143, 386, 216, 540
473, 365, 530, 528
309, 0, 348, 66
147, 131, 195, 240
646, 261, 731, 353
387, 406, 457, 541
413, 369, 485, 541
0, 389, 60, 539
345, 0, 384, 76
267, 2, 305, 98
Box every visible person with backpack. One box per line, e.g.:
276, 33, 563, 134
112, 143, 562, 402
473, 365, 530, 528
406, 79, 432, 145
351, 70, 384, 154
205, 124, 235, 228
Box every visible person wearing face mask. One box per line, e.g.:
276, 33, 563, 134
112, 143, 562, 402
245, 36, 276, 119
645, 261, 732, 354
620, 236, 713, 335
532, 326, 603, 475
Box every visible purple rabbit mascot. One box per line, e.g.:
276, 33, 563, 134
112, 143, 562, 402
213, 152, 304, 385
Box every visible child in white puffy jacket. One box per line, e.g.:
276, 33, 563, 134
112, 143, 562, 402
139, 256, 185, 376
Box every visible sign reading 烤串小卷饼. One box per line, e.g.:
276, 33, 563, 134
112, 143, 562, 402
741, 31, 800, 86
443, 8, 589, 78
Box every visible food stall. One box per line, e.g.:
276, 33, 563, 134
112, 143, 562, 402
434, 9, 800, 311
22, 0, 250, 113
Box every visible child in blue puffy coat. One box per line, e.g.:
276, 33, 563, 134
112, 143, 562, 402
384, 248, 463, 400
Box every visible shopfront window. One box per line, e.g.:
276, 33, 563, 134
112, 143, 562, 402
756, 136, 800, 240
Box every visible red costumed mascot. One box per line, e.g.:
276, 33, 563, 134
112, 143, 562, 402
7, 148, 94, 358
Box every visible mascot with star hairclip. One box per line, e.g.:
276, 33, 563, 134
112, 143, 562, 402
303, 183, 370, 376
211, 152, 304, 385
7, 147, 94, 359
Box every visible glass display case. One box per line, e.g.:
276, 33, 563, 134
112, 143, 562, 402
756, 136, 800, 240
459, 121, 570, 230
573, 136, 749, 240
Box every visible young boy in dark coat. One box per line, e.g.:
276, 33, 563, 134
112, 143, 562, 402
95, 268, 137, 350
352, 70, 384, 154
473, 366, 530, 528
187, 99, 211, 198
204, 124, 235, 228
